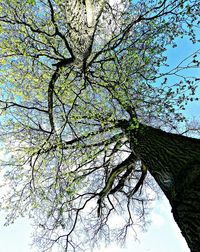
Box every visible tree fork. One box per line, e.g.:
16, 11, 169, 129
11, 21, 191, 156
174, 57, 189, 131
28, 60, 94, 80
131, 124, 200, 252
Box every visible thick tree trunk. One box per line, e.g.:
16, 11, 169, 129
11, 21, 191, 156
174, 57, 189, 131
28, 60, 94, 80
132, 124, 200, 252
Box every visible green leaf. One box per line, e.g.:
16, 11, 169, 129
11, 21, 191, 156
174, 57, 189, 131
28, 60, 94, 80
27, 0, 36, 5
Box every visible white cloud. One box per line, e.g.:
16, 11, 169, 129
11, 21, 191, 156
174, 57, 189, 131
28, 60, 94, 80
151, 212, 165, 228
95, 243, 127, 252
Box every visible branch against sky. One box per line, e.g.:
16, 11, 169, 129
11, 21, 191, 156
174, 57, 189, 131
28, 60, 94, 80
0, 0, 199, 251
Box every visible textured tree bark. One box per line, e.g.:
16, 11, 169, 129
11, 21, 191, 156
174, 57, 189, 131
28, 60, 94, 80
132, 124, 200, 252
64, 0, 106, 65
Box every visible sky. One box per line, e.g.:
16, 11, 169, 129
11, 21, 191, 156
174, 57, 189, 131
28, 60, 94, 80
0, 8, 199, 252
0, 192, 190, 252
95, 195, 190, 252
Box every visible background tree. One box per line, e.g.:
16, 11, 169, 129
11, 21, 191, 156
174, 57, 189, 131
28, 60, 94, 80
0, 0, 199, 251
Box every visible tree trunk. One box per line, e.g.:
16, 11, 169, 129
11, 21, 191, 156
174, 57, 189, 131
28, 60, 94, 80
132, 124, 200, 252
64, 0, 105, 65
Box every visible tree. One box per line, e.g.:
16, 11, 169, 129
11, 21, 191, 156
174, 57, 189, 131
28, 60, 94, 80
0, 0, 199, 251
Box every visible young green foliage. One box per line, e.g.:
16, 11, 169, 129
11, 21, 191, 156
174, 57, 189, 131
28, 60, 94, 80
0, 0, 199, 251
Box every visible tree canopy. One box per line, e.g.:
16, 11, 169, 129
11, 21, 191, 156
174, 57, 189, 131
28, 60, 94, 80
0, 0, 199, 251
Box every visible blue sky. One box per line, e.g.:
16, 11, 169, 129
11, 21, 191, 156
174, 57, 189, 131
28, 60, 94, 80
165, 37, 200, 119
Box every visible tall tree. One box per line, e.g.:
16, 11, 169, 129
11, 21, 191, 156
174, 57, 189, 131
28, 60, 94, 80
0, 0, 199, 251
